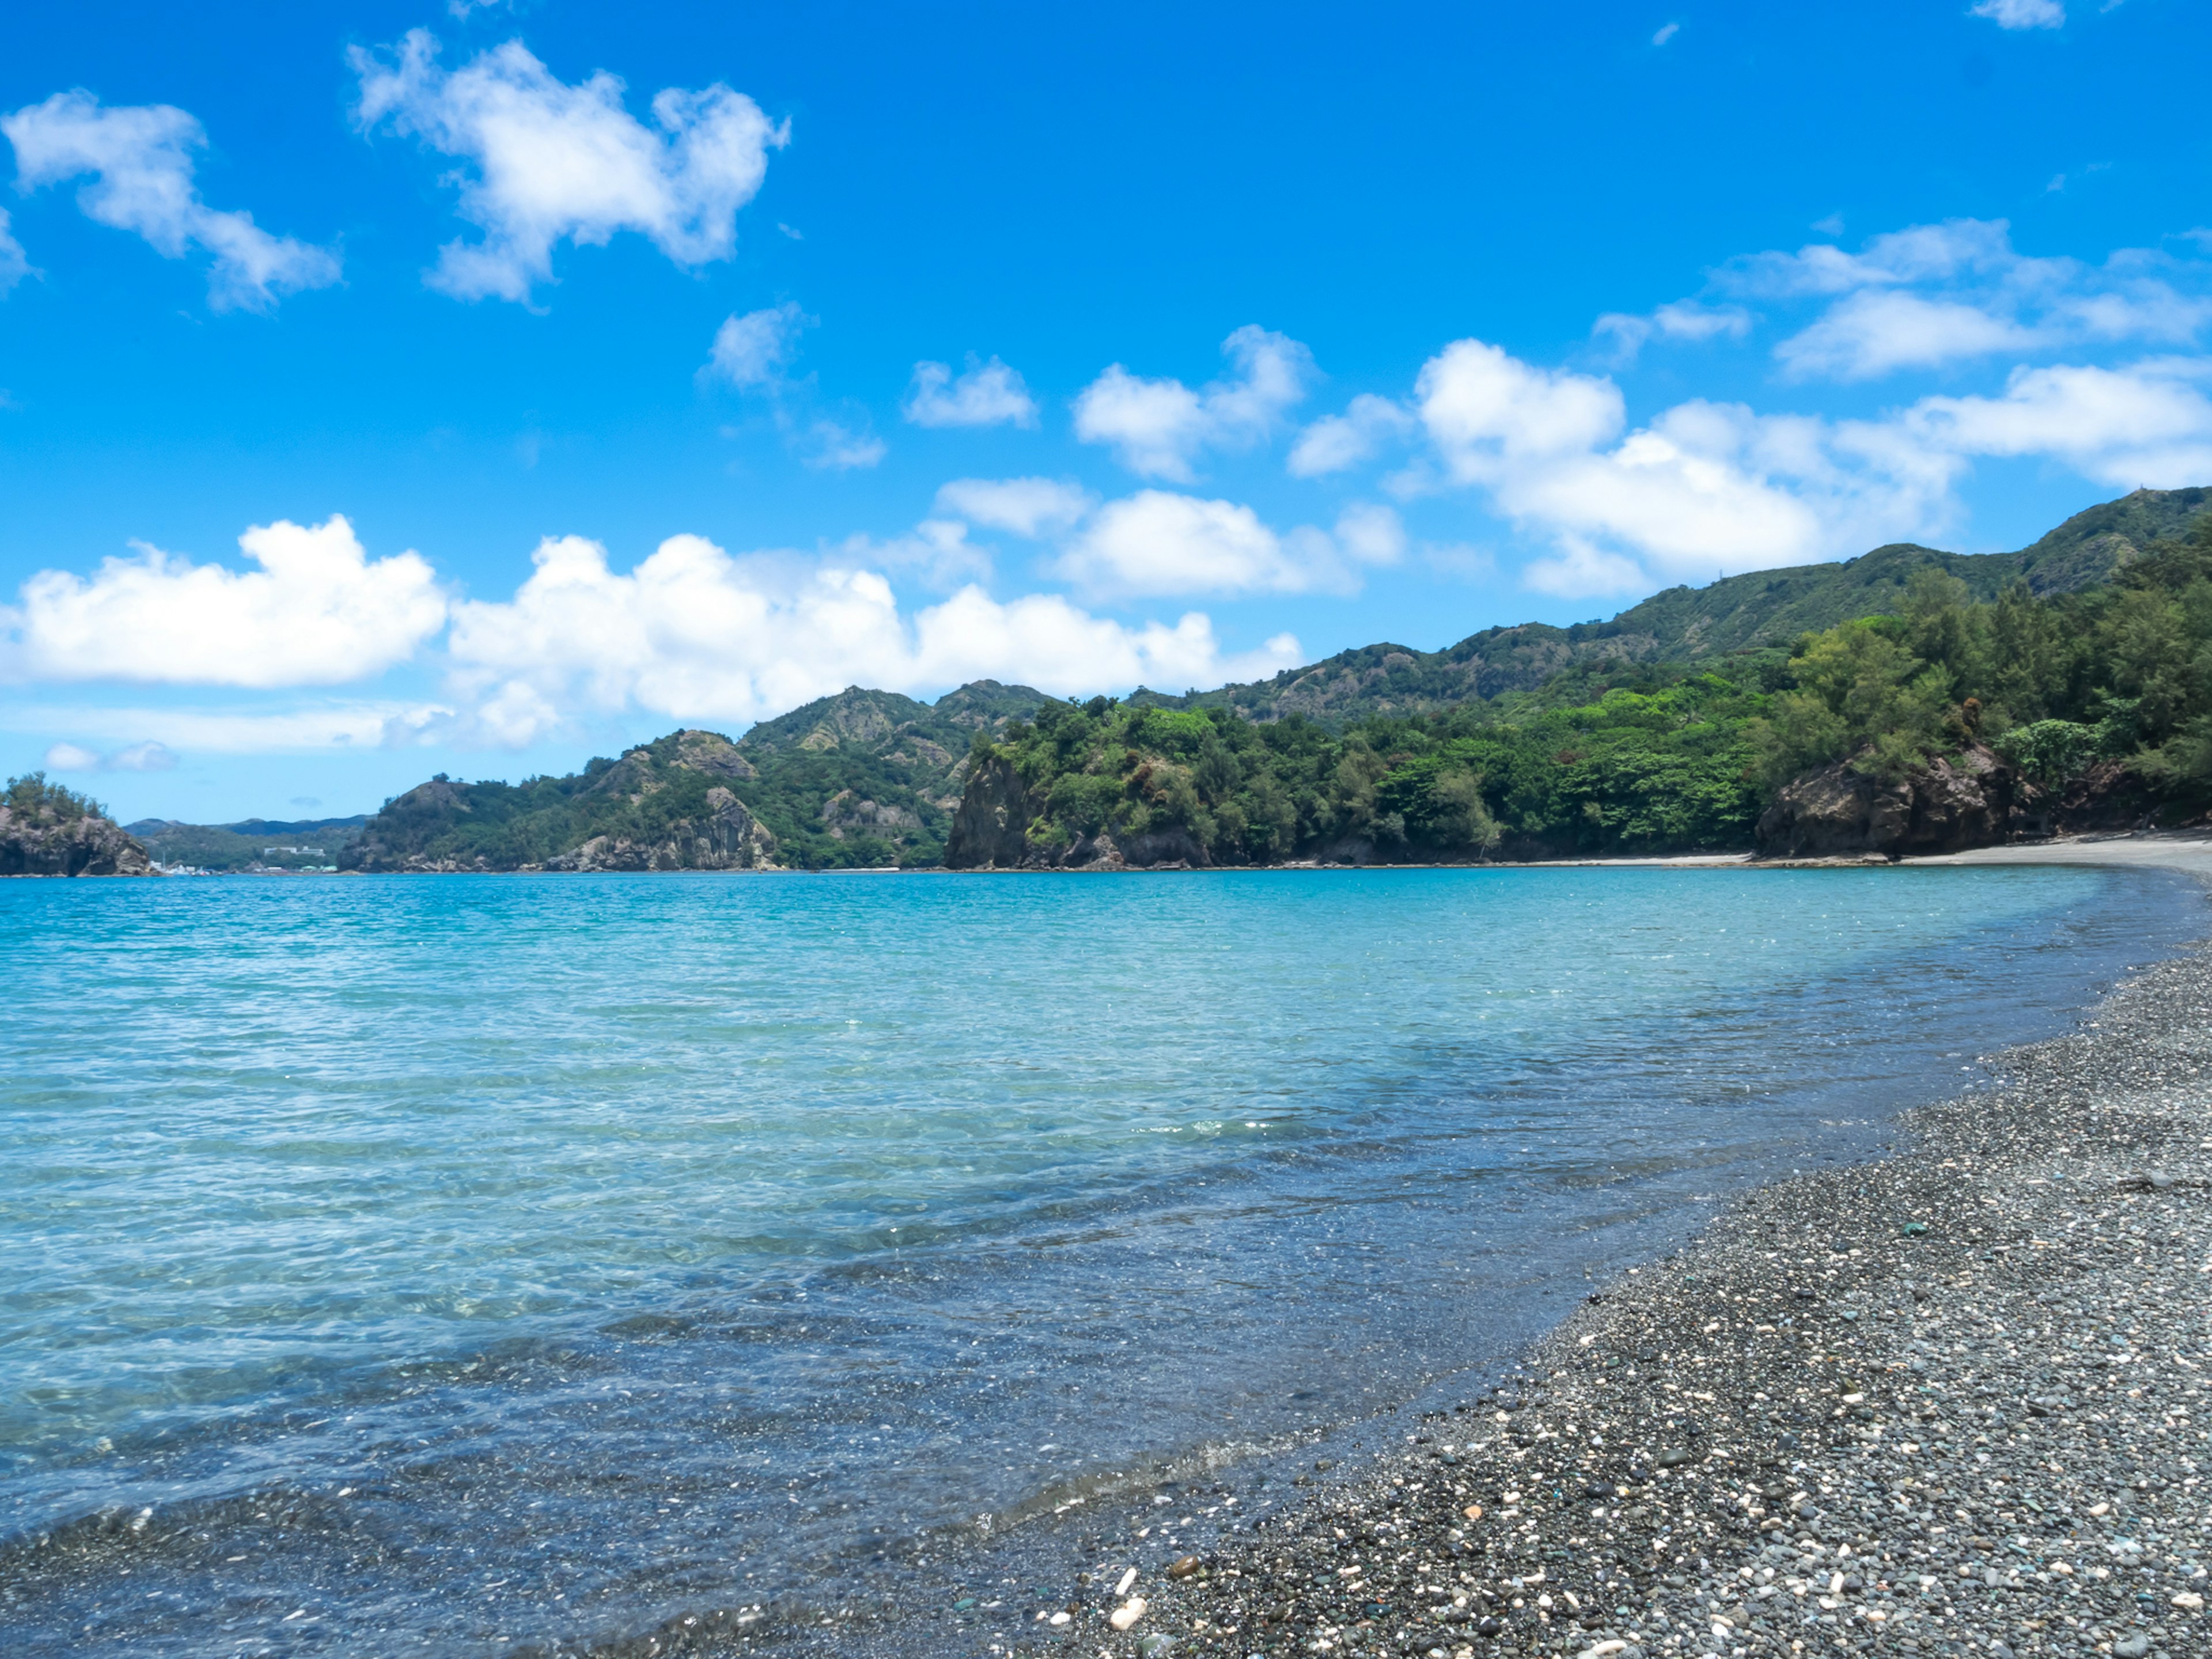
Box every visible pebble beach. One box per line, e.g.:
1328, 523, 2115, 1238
961, 846, 2212, 1659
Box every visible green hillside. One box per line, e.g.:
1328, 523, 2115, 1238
342, 486, 2212, 872
954, 504, 2212, 867
345, 682, 1048, 871
126, 814, 370, 872
1154, 486, 2210, 726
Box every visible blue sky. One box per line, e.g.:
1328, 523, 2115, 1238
3, 0, 2210, 822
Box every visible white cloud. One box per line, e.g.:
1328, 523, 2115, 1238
703, 302, 810, 388
1073, 325, 1313, 479
1412, 336, 1966, 596
351, 29, 786, 301
1334, 502, 1406, 566
1591, 301, 1752, 363
1776, 290, 2042, 380
1407, 317, 2212, 597
1054, 490, 1352, 599
1287, 393, 1416, 476
1652, 21, 1680, 45
902, 355, 1038, 427
2, 516, 446, 687
443, 532, 1302, 741
1970, 0, 2065, 28
0, 207, 32, 295
933, 476, 1094, 537
827, 518, 991, 589
802, 416, 885, 471
1727, 218, 2020, 298
1904, 359, 2212, 487
1706, 218, 2212, 383
2, 700, 450, 754
2, 90, 339, 310
42, 738, 176, 773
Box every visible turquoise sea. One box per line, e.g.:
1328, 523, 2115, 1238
0, 866, 2194, 1655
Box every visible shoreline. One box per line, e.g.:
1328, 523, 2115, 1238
889, 845, 2212, 1659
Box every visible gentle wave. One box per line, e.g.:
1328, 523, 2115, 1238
0, 865, 2192, 1654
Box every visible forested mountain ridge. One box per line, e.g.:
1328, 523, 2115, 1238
340, 486, 2212, 872
344, 683, 1049, 871
1146, 487, 2210, 726
126, 813, 370, 872
949, 494, 2212, 869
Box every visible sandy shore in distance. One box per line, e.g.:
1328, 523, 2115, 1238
935, 836, 2212, 1659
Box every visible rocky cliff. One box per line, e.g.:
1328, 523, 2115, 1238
943, 753, 1216, 870
543, 784, 775, 872
942, 753, 1031, 868
1755, 743, 2033, 859
0, 791, 153, 876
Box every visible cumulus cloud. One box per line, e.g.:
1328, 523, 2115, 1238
1052, 490, 1356, 600
1777, 290, 2043, 380
1590, 301, 1752, 365
2, 90, 339, 310
1287, 393, 1416, 477
1333, 502, 1407, 567
351, 29, 786, 301
2, 699, 450, 755
933, 476, 1094, 537
1074, 325, 1313, 480
1412, 336, 1965, 596
443, 532, 1301, 743
1405, 317, 2212, 596
1904, 359, 2212, 487
42, 738, 176, 773
902, 355, 1038, 427
825, 518, 991, 589
703, 302, 810, 388
2, 516, 446, 686
1970, 0, 2065, 28
1705, 219, 2212, 382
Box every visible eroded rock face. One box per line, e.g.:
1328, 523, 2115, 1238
544, 787, 777, 872
0, 807, 154, 876
1040, 827, 1212, 870
944, 753, 1031, 869
1756, 743, 2031, 859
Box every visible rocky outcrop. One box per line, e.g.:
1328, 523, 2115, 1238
944, 753, 1032, 869
0, 805, 153, 876
544, 786, 775, 872
820, 790, 920, 838
945, 756, 1216, 870
1756, 743, 2033, 859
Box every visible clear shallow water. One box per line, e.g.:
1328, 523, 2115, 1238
0, 865, 2194, 1654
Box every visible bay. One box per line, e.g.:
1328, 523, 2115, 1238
0, 865, 2189, 1654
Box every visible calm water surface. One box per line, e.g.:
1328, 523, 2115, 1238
0, 866, 2193, 1654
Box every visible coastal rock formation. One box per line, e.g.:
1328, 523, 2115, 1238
1756, 743, 2031, 859
944, 755, 1214, 870
544, 786, 776, 872
944, 752, 1032, 868
0, 787, 153, 877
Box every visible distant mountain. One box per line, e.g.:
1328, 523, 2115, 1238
343, 682, 1049, 872
329, 485, 2212, 873
125, 814, 370, 872
1151, 486, 2212, 726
